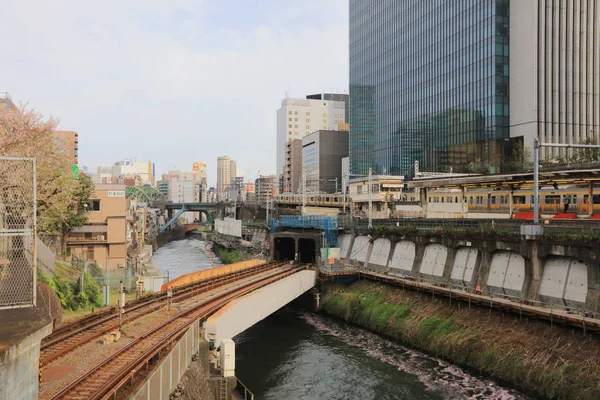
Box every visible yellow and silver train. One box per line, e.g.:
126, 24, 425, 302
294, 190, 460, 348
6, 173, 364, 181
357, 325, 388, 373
425, 184, 600, 215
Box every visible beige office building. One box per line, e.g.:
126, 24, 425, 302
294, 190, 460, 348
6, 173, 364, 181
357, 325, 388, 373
66, 184, 127, 270
217, 156, 237, 201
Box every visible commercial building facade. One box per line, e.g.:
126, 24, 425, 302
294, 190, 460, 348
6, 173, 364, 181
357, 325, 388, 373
281, 139, 302, 194
276, 94, 348, 177
511, 1, 600, 159
302, 130, 349, 194
66, 184, 127, 271
111, 160, 155, 185
255, 175, 277, 205
349, 0, 600, 175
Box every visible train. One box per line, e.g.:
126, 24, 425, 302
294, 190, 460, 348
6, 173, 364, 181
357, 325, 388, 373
423, 184, 600, 215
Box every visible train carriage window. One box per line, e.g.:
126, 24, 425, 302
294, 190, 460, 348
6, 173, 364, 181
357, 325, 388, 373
441, 197, 445, 203
455, 196, 459, 203
544, 195, 560, 205
491, 196, 496, 205
469, 197, 473, 204
428, 196, 431, 203
586, 195, 600, 204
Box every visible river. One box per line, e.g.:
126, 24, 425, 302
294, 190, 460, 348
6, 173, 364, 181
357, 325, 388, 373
154, 237, 531, 400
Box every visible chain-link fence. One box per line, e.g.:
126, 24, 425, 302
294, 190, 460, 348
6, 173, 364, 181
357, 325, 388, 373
0, 157, 36, 309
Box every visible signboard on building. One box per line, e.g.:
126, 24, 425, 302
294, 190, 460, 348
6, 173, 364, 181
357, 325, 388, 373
108, 190, 126, 197
192, 162, 203, 171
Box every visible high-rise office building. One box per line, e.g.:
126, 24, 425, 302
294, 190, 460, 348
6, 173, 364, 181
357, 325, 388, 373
349, 1, 600, 175
229, 160, 237, 184
217, 156, 233, 201
276, 94, 348, 177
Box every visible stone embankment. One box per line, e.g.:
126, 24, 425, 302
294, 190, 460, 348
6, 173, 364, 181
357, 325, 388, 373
323, 281, 600, 400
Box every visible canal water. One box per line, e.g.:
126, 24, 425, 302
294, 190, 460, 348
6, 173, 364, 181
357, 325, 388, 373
153, 234, 221, 280
154, 238, 530, 400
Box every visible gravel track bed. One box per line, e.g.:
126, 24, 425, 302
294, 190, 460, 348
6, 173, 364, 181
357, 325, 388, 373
38, 267, 289, 399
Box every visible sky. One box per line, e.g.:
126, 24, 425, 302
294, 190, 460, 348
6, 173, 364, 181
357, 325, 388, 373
0, 0, 349, 186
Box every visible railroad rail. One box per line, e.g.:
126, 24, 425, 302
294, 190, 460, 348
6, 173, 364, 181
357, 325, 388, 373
47, 265, 304, 400
40, 261, 284, 373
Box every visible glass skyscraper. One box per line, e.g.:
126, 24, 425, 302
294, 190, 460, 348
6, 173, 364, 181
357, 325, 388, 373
349, 0, 510, 176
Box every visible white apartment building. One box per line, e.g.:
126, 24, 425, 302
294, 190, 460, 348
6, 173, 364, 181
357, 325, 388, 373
276, 94, 348, 178
111, 160, 155, 185
510, 1, 600, 159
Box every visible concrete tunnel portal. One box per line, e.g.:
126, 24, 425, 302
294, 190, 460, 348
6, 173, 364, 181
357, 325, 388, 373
272, 233, 320, 264
273, 237, 295, 262
298, 238, 316, 264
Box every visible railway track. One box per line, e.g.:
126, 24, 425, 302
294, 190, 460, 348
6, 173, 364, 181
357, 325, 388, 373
46, 265, 303, 400
40, 261, 285, 372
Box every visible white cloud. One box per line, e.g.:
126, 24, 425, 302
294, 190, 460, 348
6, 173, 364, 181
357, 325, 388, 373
0, 0, 348, 186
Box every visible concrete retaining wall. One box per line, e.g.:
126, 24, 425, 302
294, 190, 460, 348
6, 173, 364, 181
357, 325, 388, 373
349, 236, 371, 265
215, 218, 242, 238
389, 241, 416, 276
339, 232, 600, 313
368, 238, 391, 270
133, 320, 200, 400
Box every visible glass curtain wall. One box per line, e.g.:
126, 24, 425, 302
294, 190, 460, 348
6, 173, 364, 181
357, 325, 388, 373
349, 0, 510, 176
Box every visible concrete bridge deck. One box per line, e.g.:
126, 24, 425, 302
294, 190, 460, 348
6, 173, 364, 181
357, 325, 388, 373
34, 260, 315, 400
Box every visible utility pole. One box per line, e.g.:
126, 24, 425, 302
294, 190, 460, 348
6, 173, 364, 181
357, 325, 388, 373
342, 174, 347, 214
533, 138, 540, 224
301, 171, 307, 216
368, 168, 373, 229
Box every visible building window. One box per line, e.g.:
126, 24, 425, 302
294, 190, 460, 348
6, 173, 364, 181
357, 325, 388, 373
306, 125, 310, 129
306, 118, 310, 122
91, 200, 100, 211
294, 111, 298, 115
306, 112, 310, 116
87, 246, 94, 261
294, 118, 298, 122
323, 113, 327, 117
288, 111, 292, 115
294, 124, 298, 128
288, 124, 292, 128
288, 117, 292, 121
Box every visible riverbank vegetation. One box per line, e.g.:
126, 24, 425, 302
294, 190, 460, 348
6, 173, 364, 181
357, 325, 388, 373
323, 282, 600, 400
213, 244, 250, 264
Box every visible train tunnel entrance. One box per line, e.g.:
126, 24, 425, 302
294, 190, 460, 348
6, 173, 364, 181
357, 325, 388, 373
298, 238, 316, 264
273, 237, 295, 262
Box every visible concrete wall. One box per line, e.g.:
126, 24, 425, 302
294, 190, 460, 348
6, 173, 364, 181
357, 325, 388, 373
205, 270, 316, 344
388, 240, 416, 276
133, 320, 200, 400
215, 218, 242, 238
349, 236, 371, 265
340, 232, 600, 313
367, 238, 391, 269
338, 233, 354, 259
